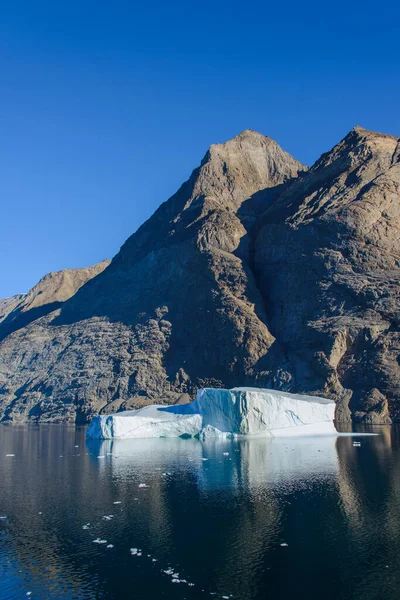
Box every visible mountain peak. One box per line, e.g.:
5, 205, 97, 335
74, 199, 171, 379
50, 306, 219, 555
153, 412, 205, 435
230, 129, 268, 141
209, 129, 273, 152
345, 125, 399, 145
194, 130, 305, 210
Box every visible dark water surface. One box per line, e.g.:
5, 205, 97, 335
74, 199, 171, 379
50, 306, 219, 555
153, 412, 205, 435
1, 425, 400, 599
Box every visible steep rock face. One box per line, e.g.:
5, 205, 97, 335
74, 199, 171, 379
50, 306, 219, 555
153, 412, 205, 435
0, 126, 399, 424
255, 127, 400, 422
0, 131, 304, 423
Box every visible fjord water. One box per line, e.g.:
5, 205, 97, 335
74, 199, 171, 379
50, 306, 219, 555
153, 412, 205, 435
1, 426, 400, 600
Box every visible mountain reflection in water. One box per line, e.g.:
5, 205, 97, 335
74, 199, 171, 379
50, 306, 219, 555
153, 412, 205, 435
1, 425, 400, 600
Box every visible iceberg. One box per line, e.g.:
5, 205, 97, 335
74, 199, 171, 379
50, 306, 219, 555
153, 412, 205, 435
86, 387, 337, 439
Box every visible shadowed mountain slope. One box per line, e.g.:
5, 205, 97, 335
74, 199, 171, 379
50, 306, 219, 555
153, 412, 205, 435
0, 127, 399, 424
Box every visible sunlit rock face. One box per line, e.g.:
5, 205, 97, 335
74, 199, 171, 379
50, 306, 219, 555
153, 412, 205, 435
86, 387, 336, 439
1, 127, 399, 424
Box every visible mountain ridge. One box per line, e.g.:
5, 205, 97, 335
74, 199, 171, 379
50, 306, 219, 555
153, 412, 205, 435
0, 126, 399, 424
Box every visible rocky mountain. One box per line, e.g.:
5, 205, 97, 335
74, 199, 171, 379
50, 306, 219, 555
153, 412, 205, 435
0, 261, 110, 341
0, 127, 399, 424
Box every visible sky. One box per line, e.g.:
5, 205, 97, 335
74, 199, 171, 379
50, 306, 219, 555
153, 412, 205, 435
0, 0, 399, 298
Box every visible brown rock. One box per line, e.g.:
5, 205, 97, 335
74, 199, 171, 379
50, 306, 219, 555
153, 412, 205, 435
0, 127, 399, 424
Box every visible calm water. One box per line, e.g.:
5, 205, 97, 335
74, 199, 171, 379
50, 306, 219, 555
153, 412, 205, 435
1, 425, 400, 599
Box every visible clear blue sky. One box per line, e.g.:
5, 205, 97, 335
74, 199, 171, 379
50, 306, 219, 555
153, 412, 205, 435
1, 0, 399, 297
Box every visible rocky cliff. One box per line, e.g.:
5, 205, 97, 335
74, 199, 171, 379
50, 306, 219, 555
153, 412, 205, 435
0, 127, 398, 423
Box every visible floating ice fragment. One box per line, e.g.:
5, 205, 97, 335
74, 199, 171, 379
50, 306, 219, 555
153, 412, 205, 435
138, 483, 149, 488
130, 548, 138, 555
0, 516, 7, 520
97, 455, 105, 459
93, 538, 107, 544
74, 445, 79, 448
26, 593, 32, 597
171, 579, 180, 583
6, 454, 15, 457
201, 458, 208, 461
113, 501, 122, 504
188, 583, 195, 587
152, 558, 157, 562
106, 544, 114, 549
223, 452, 229, 456
280, 543, 288, 547
137, 552, 142, 557
164, 569, 174, 575
38, 512, 42, 515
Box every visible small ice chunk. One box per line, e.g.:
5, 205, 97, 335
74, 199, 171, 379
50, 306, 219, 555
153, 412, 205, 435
137, 552, 142, 556
74, 445, 79, 448
6, 454, 15, 457
223, 452, 229, 456
26, 593, 32, 597
113, 501, 122, 504
164, 569, 174, 575
97, 455, 105, 459
106, 544, 114, 549
93, 538, 107, 544
152, 558, 157, 562
138, 483, 149, 488
280, 543, 288, 547
188, 583, 195, 587
0, 516, 7, 520
201, 458, 208, 461
171, 579, 180, 583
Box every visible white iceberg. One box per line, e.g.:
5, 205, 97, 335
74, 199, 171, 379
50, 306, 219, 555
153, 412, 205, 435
86, 387, 336, 439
